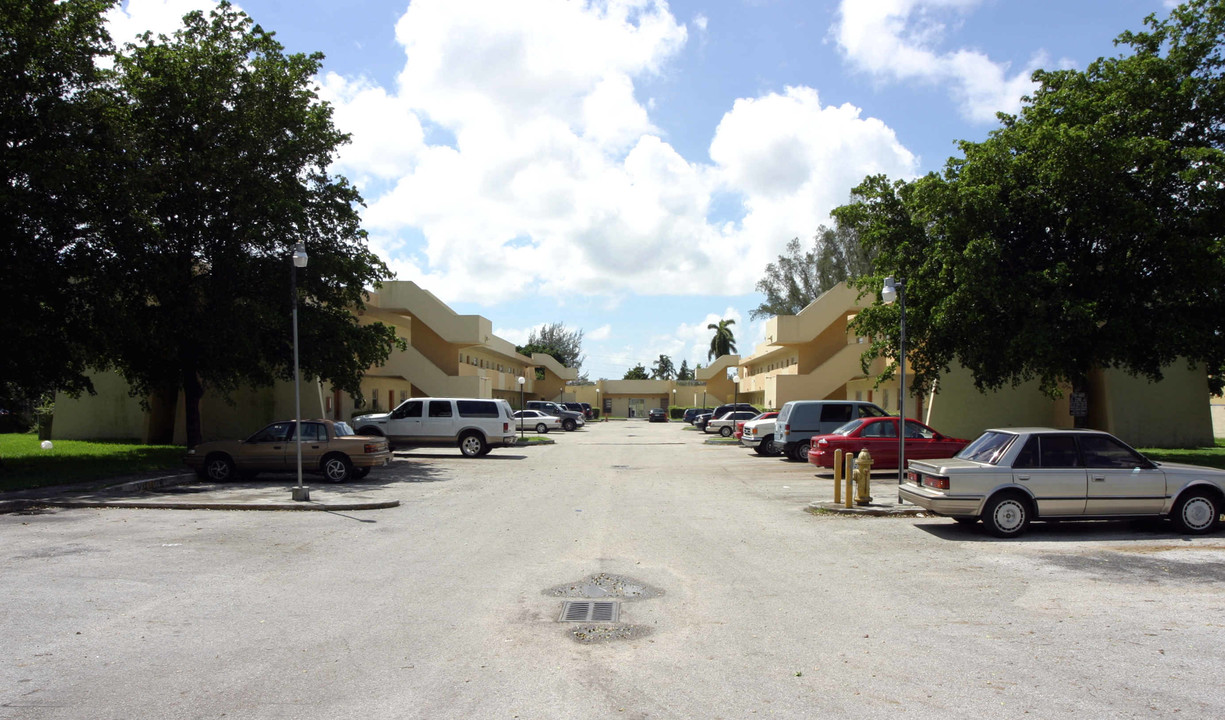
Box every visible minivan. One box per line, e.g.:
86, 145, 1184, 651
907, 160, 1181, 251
775, 400, 889, 461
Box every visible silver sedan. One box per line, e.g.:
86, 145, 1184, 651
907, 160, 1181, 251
900, 427, 1225, 537
511, 409, 562, 433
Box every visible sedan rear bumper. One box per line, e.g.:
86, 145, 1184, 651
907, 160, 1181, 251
899, 482, 984, 517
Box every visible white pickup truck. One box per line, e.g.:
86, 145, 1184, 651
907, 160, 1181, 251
740, 414, 781, 455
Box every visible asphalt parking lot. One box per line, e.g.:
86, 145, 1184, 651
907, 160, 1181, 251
3, 420, 1225, 719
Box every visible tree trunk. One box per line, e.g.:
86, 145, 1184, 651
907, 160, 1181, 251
182, 366, 204, 448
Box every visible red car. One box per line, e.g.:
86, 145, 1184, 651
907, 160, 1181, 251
807, 417, 968, 469
736, 411, 777, 440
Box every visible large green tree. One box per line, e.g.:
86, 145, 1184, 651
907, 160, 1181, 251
0, 0, 118, 401
750, 222, 874, 320
517, 322, 586, 373
623, 364, 650, 380
104, 2, 400, 446
707, 319, 737, 361
838, 0, 1225, 419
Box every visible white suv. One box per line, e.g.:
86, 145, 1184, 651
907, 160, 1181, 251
353, 398, 516, 457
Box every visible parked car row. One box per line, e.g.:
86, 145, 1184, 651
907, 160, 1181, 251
702, 399, 1225, 538
185, 395, 596, 484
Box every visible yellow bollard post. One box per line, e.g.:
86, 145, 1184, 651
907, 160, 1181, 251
833, 448, 843, 504
855, 449, 874, 506
844, 452, 854, 509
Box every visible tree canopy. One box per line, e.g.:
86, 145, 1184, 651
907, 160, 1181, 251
623, 364, 650, 380
750, 222, 874, 320
0, 0, 117, 399
517, 322, 586, 375
650, 355, 676, 380
707, 319, 737, 361
837, 0, 1225, 409
5, 1, 403, 447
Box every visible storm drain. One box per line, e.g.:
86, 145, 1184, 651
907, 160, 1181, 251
559, 600, 620, 623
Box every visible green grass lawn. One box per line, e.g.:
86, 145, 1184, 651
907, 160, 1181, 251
0, 434, 186, 493
1140, 438, 1225, 470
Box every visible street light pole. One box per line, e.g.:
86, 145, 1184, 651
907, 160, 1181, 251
517, 376, 526, 440
882, 276, 906, 502
291, 242, 309, 502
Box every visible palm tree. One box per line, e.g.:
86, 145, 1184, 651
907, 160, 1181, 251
707, 319, 737, 361
651, 354, 675, 380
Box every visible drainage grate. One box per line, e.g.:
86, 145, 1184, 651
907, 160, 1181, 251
559, 600, 620, 623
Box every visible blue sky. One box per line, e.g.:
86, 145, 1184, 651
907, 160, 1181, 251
109, 0, 1171, 380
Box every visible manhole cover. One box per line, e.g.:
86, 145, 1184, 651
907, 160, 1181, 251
559, 600, 620, 623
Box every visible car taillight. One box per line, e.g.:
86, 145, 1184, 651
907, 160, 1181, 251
364, 443, 381, 454
783, 424, 790, 433
922, 474, 950, 490
503, 422, 509, 432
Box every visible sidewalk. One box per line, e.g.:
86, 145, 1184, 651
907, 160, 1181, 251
0, 471, 399, 513
807, 470, 926, 517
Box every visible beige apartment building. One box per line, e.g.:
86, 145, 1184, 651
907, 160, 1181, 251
711, 282, 1213, 448
562, 380, 723, 418
54, 281, 576, 445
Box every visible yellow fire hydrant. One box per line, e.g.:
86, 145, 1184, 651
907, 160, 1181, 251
854, 449, 874, 506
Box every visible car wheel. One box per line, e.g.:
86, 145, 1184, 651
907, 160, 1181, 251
204, 454, 236, 482
719, 426, 733, 437
322, 454, 353, 483
459, 432, 487, 457
765, 436, 783, 457
563, 418, 577, 432
752, 443, 767, 455
535, 423, 548, 434
1172, 490, 1221, 534
983, 492, 1031, 538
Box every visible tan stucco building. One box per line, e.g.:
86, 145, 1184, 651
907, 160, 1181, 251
711, 282, 1214, 448
54, 281, 576, 444
562, 380, 724, 419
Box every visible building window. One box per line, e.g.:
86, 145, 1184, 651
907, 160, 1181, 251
371, 388, 380, 411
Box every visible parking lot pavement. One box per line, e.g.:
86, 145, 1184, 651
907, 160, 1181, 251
5, 419, 1225, 719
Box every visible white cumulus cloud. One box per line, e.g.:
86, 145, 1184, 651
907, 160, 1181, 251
834, 0, 1045, 122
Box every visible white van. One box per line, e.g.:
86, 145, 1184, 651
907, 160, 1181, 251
353, 397, 517, 457
775, 400, 889, 461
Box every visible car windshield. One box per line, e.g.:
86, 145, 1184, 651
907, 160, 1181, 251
956, 431, 1015, 464
831, 419, 864, 436
333, 421, 355, 437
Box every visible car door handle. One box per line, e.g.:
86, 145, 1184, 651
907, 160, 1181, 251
1016, 475, 1030, 481
1092, 475, 1106, 482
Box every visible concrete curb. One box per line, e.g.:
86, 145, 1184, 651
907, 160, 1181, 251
808, 501, 928, 517
0, 472, 399, 513
38, 499, 402, 512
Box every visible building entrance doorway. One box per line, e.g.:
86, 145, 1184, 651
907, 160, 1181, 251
628, 398, 646, 418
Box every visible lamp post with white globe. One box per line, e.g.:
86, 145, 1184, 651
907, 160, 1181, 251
517, 376, 526, 440
881, 276, 906, 502
291, 242, 309, 502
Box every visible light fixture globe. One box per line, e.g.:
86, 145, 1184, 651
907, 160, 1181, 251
881, 276, 897, 304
